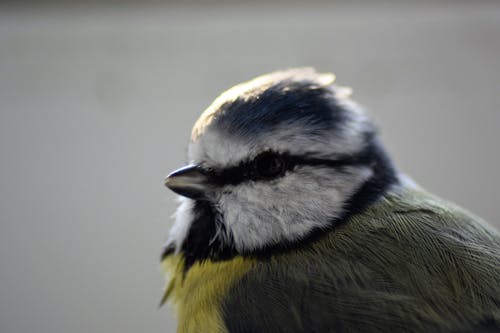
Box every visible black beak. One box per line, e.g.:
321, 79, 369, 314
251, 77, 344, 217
164, 164, 210, 199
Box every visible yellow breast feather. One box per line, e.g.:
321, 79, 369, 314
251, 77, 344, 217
161, 254, 255, 333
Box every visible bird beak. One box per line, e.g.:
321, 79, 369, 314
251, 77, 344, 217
164, 164, 210, 199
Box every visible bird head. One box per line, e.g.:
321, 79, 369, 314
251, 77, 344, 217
163, 68, 398, 266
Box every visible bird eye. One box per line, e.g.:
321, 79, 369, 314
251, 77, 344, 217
254, 152, 286, 179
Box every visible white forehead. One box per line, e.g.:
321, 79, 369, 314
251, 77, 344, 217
188, 98, 371, 167
186, 68, 374, 166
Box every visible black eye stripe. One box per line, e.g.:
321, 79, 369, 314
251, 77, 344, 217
203, 150, 372, 186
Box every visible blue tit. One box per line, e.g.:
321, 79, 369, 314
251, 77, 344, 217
160, 68, 500, 333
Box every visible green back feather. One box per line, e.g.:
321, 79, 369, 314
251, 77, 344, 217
222, 187, 500, 333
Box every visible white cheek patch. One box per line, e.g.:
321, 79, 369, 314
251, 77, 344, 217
217, 166, 373, 252
166, 197, 194, 253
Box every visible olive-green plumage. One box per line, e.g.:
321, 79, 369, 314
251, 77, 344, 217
219, 186, 500, 333
163, 186, 500, 332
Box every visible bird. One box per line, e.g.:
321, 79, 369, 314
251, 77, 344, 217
160, 68, 500, 333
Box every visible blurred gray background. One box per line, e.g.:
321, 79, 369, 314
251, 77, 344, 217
1, 1, 499, 332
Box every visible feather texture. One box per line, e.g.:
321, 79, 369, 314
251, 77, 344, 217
220, 186, 500, 333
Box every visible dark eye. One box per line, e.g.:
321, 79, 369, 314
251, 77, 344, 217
254, 152, 286, 179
